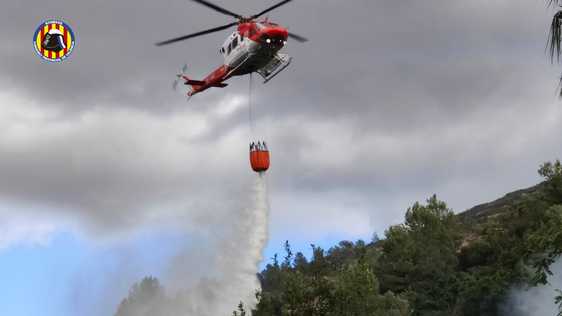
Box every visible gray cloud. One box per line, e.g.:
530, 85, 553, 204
0, 0, 560, 282
3, 0, 562, 314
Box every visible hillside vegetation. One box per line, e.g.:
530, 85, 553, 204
116, 161, 562, 316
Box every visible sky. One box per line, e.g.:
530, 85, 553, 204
1, 0, 562, 315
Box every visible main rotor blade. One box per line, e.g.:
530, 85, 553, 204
191, 0, 242, 19
156, 22, 238, 46
288, 32, 308, 43
252, 0, 293, 18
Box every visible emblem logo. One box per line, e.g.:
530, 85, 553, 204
33, 19, 75, 62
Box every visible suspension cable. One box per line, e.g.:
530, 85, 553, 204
248, 72, 255, 137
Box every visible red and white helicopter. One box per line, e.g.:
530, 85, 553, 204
156, 0, 307, 97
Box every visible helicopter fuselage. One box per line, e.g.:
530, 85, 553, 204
184, 21, 290, 96
224, 21, 288, 73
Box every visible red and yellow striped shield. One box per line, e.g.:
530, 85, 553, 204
33, 19, 75, 62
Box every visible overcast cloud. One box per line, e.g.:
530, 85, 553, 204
0, 0, 561, 254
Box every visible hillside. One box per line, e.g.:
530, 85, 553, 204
458, 183, 544, 224
114, 161, 562, 316
250, 162, 562, 316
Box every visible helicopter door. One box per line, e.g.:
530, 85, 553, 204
227, 35, 247, 67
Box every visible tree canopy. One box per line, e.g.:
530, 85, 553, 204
115, 161, 562, 316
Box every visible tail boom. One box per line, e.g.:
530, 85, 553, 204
183, 64, 231, 97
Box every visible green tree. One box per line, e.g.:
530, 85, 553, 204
454, 160, 562, 315
377, 195, 462, 315
528, 161, 562, 316
525, 204, 562, 283
232, 302, 247, 316
329, 262, 409, 316
115, 277, 167, 316
251, 161, 562, 316
254, 242, 410, 316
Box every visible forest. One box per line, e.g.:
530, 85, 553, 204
115, 161, 562, 316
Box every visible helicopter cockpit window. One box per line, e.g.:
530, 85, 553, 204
227, 43, 232, 55
232, 37, 238, 48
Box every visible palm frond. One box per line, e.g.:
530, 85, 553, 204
547, 11, 562, 63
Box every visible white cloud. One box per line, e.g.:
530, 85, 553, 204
0, 202, 62, 249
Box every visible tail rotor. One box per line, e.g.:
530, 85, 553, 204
173, 64, 189, 91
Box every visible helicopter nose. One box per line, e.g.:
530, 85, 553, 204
262, 26, 288, 41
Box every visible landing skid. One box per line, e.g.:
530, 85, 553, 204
256, 53, 292, 84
